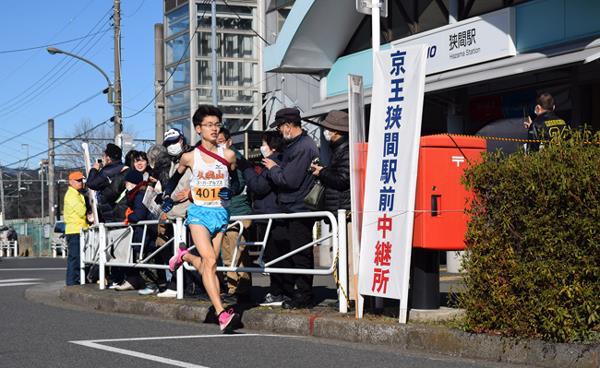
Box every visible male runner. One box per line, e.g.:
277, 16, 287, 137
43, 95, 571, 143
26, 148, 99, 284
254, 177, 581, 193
161, 104, 240, 332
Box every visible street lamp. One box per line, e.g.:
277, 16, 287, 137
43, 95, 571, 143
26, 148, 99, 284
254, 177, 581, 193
47, 47, 114, 104
46, 47, 122, 145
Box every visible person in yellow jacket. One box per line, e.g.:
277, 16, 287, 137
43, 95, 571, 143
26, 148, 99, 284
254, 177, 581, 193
64, 171, 89, 285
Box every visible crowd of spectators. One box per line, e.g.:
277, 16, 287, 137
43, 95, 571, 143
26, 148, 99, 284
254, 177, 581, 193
68, 106, 351, 312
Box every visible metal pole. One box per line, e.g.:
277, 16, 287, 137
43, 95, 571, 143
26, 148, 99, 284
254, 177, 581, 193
371, 0, 384, 312
154, 23, 165, 144
40, 165, 44, 222
17, 171, 21, 219
372, 0, 381, 57
113, 0, 123, 145
211, 0, 218, 107
0, 166, 5, 225
48, 119, 55, 228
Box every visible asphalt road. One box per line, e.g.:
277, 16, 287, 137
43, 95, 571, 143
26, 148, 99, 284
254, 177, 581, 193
0, 257, 530, 368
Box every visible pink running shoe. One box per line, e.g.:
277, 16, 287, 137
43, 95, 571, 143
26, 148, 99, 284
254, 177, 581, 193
218, 308, 240, 332
168, 246, 188, 272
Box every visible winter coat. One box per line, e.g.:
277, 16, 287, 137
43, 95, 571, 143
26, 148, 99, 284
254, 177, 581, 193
318, 137, 351, 212
267, 131, 319, 213
87, 162, 127, 222
242, 153, 283, 215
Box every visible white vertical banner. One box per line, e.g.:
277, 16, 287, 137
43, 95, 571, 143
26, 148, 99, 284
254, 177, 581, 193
358, 44, 427, 323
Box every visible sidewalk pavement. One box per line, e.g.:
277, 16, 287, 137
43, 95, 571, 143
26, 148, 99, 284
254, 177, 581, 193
57, 273, 599, 368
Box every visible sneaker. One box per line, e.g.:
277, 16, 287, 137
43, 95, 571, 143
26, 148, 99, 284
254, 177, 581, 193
114, 281, 134, 291
260, 293, 289, 307
218, 308, 240, 332
138, 286, 158, 295
168, 245, 189, 272
157, 288, 177, 298
107, 282, 119, 289
282, 296, 313, 310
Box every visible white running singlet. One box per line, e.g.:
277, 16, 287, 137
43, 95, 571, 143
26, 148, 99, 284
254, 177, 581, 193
189, 145, 230, 208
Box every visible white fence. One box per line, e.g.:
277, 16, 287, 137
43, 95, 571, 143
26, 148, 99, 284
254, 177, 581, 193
80, 210, 349, 313
0, 240, 18, 257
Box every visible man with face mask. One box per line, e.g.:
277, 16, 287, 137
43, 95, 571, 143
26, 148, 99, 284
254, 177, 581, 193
262, 107, 319, 309
153, 128, 199, 298
309, 110, 354, 300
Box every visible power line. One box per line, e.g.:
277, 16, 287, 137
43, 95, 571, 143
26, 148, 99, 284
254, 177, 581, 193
0, 89, 104, 147
123, 0, 211, 119
0, 29, 112, 54
221, 0, 270, 45
0, 21, 111, 118
0, 0, 95, 83
2, 118, 111, 168
0, 7, 112, 112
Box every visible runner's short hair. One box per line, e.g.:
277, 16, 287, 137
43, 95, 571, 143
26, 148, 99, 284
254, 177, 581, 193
193, 104, 223, 126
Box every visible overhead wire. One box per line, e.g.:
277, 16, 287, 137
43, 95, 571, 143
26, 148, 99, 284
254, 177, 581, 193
0, 6, 112, 112
123, 0, 212, 120
2, 118, 112, 168
0, 89, 105, 147
0, 29, 112, 54
0, 0, 95, 82
220, 0, 321, 87
0, 20, 112, 118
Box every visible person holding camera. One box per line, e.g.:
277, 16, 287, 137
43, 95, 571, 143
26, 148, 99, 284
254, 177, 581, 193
309, 110, 355, 300
262, 107, 319, 309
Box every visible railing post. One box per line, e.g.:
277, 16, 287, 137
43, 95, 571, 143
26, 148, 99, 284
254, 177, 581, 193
79, 229, 86, 285
175, 218, 184, 300
99, 224, 107, 290
338, 210, 348, 313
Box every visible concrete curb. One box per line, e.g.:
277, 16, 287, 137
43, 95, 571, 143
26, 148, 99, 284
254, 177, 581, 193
60, 285, 600, 368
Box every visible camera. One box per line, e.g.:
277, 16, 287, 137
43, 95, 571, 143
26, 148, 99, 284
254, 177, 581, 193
308, 157, 321, 172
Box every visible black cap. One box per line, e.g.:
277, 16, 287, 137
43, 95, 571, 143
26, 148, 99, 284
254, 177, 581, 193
269, 107, 301, 128
104, 143, 122, 161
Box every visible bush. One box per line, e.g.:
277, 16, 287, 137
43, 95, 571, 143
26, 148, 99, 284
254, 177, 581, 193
459, 132, 600, 342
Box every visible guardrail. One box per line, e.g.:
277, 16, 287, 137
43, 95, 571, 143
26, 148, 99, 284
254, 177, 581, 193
79, 210, 348, 313
0, 240, 18, 257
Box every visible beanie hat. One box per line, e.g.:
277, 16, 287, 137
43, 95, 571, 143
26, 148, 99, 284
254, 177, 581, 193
124, 169, 144, 185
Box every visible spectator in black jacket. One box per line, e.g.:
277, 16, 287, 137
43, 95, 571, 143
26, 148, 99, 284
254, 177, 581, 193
114, 169, 149, 291
309, 110, 355, 300
263, 107, 319, 309
309, 110, 350, 212
86, 143, 127, 222
240, 131, 287, 306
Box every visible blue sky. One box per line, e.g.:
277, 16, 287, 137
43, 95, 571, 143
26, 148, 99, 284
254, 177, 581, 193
0, 0, 162, 168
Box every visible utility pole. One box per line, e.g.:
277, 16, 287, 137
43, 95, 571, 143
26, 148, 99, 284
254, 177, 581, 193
0, 165, 5, 225
48, 119, 55, 227
40, 163, 44, 222
154, 23, 165, 144
211, 0, 218, 107
17, 171, 21, 219
113, 0, 123, 146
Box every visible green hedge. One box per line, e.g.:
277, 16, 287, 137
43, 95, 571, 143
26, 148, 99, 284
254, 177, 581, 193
459, 132, 600, 342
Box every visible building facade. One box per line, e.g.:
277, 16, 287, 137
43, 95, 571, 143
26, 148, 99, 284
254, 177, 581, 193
162, 0, 264, 142
265, 0, 600, 152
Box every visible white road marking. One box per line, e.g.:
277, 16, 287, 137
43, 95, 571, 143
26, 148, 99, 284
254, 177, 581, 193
0, 268, 65, 271
70, 334, 300, 368
0, 278, 43, 283
0, 282, 41, 287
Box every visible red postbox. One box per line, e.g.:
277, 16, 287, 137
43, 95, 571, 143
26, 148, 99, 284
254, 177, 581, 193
412, 135, 486, 250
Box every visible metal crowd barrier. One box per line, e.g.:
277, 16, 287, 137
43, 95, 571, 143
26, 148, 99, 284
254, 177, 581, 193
51, 236, 67, 258
0, 240, 18, 257
79, 210, 348, 313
